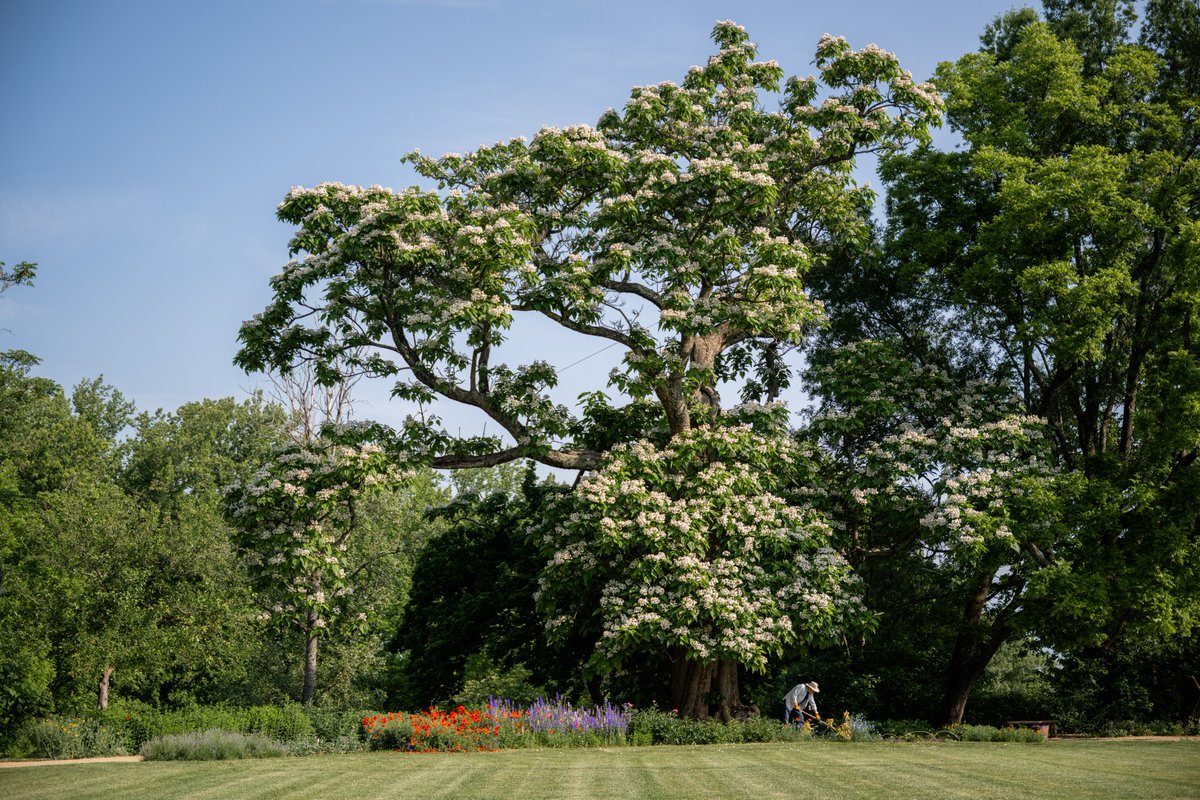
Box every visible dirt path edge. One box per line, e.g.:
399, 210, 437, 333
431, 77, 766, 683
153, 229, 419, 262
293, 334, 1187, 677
0, 755, 144, 769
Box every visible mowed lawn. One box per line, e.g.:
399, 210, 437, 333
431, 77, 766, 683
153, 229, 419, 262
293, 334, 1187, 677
3, 740, 1198, 800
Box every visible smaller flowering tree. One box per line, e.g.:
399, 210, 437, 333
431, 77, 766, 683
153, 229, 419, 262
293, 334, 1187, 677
535, 422, 871, 719
225, 439, 409, 704
805, 340, 1061, 563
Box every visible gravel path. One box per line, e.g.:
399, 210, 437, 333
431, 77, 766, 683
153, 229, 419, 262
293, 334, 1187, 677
0, 755, 144, 769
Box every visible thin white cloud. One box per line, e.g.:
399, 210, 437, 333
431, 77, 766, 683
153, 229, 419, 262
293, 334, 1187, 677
0, 296, 42, 328
0, 189, 149, 248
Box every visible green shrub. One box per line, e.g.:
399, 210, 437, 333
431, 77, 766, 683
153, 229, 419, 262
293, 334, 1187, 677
1081, 719, 1197, 737
997, 726, 1046, 743
628, 709, 813, 746
880, 720, 1044, 741
662, 717, 740, 745
0, 648, 54, 753
238, 704, 314, 742
139, 729, 287, 760
364, 713, 416, 751
97, 703, 315, 749
452, 655, 546, 708
627, 708, 676, 746
878, 719, 940, 738
949, 723, 1045, 743
301, 705, 377, 743
952, 724, 996, 741
20, 717, 130, 759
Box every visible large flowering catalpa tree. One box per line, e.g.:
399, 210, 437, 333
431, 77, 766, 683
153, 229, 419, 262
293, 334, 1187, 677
236, 22, 943, 716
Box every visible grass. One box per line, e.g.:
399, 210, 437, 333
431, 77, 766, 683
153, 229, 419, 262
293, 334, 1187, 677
2, 740, 1197, 800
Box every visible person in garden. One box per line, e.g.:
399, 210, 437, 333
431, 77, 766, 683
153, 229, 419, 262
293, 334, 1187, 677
783, 681, 820, 724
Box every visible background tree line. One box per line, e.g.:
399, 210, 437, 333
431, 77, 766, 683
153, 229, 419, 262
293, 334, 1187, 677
0, 345, 463, 742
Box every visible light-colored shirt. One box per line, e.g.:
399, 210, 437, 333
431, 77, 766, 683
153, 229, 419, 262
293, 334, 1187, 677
783, 684, 818, 715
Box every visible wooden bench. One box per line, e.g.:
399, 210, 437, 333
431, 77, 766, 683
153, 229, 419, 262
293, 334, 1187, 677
1008, 719, 1056, 738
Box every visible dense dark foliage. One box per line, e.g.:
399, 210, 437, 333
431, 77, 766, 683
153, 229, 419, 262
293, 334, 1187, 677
388, 470, 607, 710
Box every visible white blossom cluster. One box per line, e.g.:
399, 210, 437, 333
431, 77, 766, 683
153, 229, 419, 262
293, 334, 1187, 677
537, 425, 871, 671
240, 21, 944, 507
807, 339, 1060, 561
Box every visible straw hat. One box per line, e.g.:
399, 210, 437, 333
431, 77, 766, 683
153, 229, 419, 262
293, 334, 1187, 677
806, 681, 820, 693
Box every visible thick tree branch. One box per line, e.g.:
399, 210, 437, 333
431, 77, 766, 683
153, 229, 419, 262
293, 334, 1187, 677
520, 306, 648, 353
601, 278, 665, 307
432, 444, 601, 471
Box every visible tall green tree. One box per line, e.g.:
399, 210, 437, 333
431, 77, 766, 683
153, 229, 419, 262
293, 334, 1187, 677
0, 349, 299, 723
834, 2, 1200, 723
0, 365, 250, 712
0, 360, 131, 712
0, 350, 62, 737
1042, 0, 1136, 75
1140, 0, 1200, 98
800, 340, 1068, 724
117, 395, 292, 705
122, 395, 289, 512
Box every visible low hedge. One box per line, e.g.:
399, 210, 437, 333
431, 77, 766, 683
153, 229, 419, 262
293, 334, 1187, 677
140, 729, 288, 761
1079, 719, 1200, 737
27, 703, 1137, 761
97, 702, 314, 749
950, 724, 1047, 743
626, 709, 880, 745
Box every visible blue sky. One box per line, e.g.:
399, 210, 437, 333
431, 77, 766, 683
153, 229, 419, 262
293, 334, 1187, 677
2, 0, 1027, 432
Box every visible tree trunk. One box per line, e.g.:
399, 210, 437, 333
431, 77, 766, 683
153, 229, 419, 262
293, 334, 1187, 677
764, 343, 782, 402
939, 571, 1017, 725
1119, 371, 1140, 457
669, 652, 743, 719
712, 659, 742, 721
670, 655, 715, 718
97, 665, 114, 711
302, 630, 318, 705
941, 642, 1002, 725
655, 381, 690, 435
685, 332, 724, 422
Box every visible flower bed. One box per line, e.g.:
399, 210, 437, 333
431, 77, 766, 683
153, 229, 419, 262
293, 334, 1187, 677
362, 707, 496, 752
360, 701, 1067, 753
489, 697, 629, 748
362, 697, 629, 752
